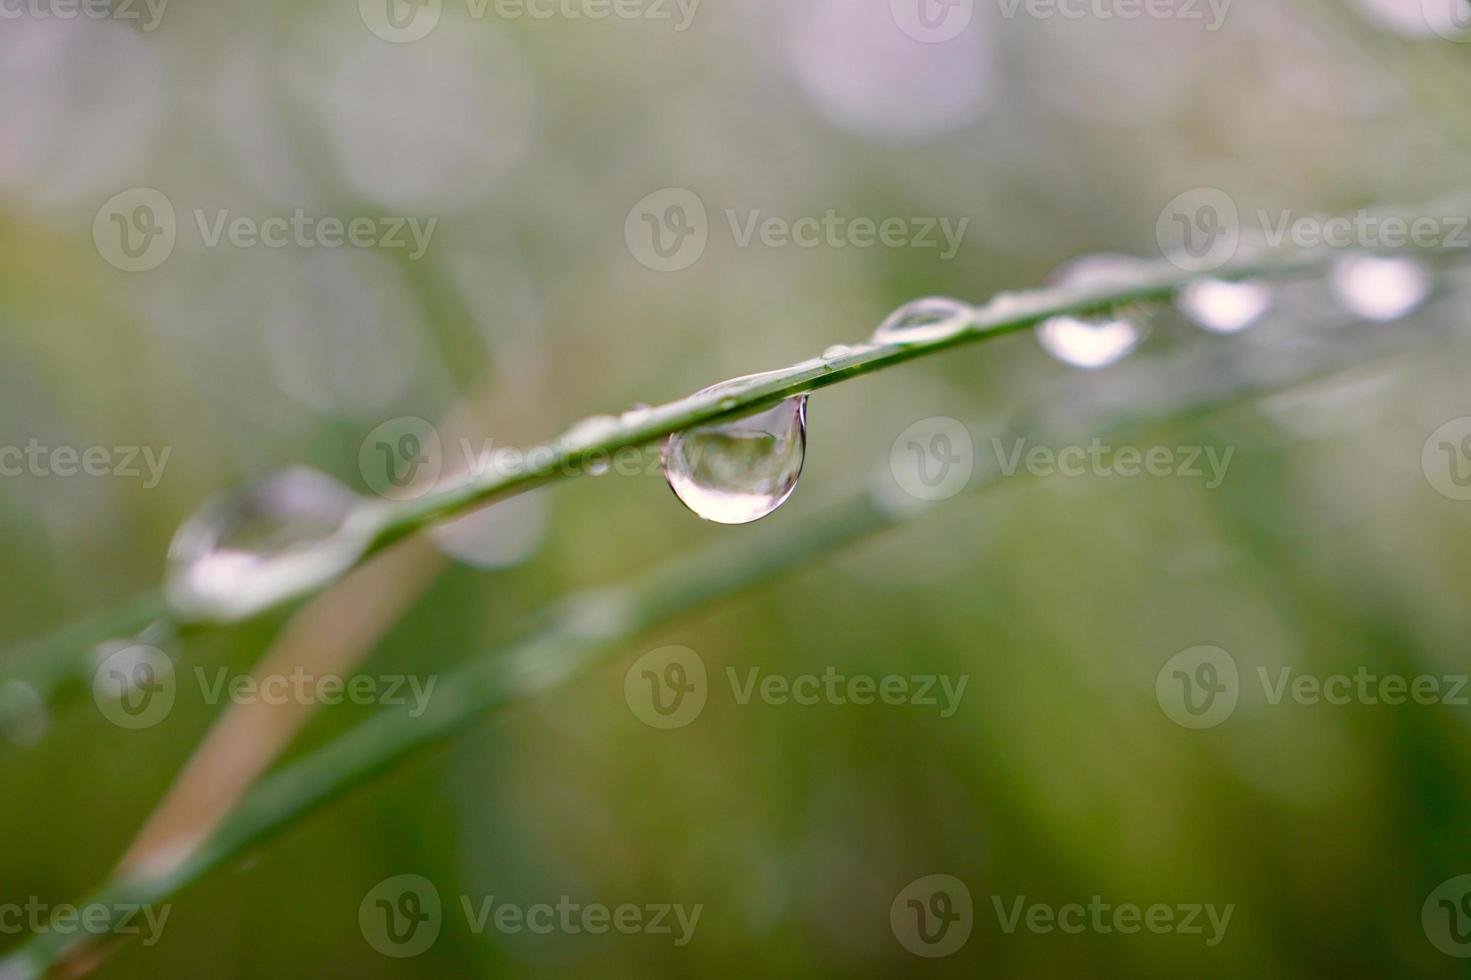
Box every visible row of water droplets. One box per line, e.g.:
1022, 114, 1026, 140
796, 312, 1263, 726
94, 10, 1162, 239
148, 250, 1434, 626
667, 250, 1432, 524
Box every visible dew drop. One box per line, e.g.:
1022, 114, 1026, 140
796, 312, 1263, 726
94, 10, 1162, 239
1329, 254, 1431, 322
1177, 278, 1272, 334
165, 468, 379, 623
1036, 253, 1152, 369
619, 402, 654, 426
871, 296, 974, 345
586, 457, 611, 476
662, 383, 809, 525
559, 414, 620, 451
823, 344, 855, 359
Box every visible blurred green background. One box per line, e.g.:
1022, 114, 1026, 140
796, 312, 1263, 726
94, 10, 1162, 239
5, 0, 1471, 975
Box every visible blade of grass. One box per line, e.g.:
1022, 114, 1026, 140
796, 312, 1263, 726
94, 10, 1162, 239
1, 298, 1453, 977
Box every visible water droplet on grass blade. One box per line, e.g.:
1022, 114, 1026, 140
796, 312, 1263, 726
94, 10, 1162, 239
663, 382, 809, 525
1177, 278, 1272, 333
872, 297, 973, 344
165, 468, 379, 623
1329, 254, 1431, 321
1036, 253, 1153, 368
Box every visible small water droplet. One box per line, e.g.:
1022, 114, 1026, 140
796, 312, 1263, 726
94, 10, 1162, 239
872, 296, 973, 344
1329, 254, 1431, 321
1177, 278, 1272, 333
430, 490, 548, 570
1036, 253, 1152, 368
0, 680, 47, 747
663, 380, 809, 525
587, 457, 611, 476
823, 344, 855, 359
165, 468, 378, 623
559, 414, 620, 451
619, 403, 654, 426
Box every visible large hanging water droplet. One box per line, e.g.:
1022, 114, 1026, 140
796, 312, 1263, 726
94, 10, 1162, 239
1036, 253, 1152, 368
165, 468, 379, 623
1176, 278, 1272, 333
662, 383, 809, 525
872, 296, 974, 345
1329, 254, 1431, 322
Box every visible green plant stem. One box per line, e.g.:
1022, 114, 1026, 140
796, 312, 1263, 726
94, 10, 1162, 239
1, 234, 1464, 738
0, 296, 1452, 977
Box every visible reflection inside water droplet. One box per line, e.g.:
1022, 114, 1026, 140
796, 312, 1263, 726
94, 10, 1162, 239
1177, 278, 1272, 334
662, 381, 809, 525
165, 468, 378, 623
1329, 254, 1431, 322
872, 297, 974, 345
1036, 254, 1152, 368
